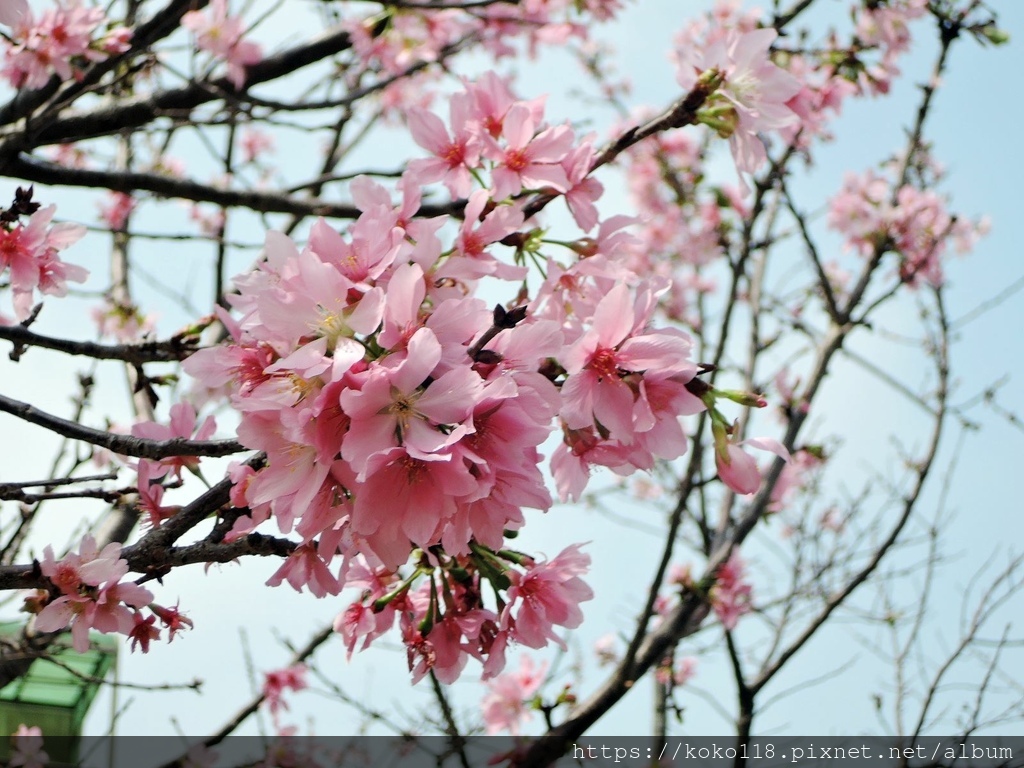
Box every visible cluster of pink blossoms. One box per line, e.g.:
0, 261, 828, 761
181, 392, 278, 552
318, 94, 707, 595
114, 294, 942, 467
24, 10, 802, 675
827, 167, 989, 286
29, 535, 191, 653
343, 0, 624, 82
1, 1, 131, 90
179, 71, 755, 682
0, 195, 88, 323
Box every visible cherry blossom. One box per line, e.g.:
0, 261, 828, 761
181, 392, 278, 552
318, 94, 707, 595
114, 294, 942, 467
502, 544, 594, 649
407, 95, 482, 198
481, 655, 547, 734
484, 103, 575, 200
2, 1, 114, 89
710, 551, 753, 630
182, 0, 262, 89
677, 27, 801, 188
714, 433, 790, 496
0, 204, 87, 321
10, 725, 48, 768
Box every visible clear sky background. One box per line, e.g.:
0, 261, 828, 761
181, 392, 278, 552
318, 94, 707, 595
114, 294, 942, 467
0, 0, 1021, 745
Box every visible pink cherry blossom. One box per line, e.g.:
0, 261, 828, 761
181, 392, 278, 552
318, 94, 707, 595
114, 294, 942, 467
484, 104, 574, 200
240, 128, 275, 163
559, 282, 697, 444
97, 191, 136, 230
481, 655, 547, 734
711, 551, 753, 630
262, 664, 308, 716
131, 402, 217, 480
92, 298, 156, 343
435, 190, 527, 282
677, 28, 801, 188
0, 204, 87, 321
150, 603, 194, 642
265, 542, 340, 598
181, 0, 262, 89
715, 435, 790, 496
407, 95, 482, 198
127, 612, 161, 653
502, 544, 593, 649
2, 2, 110, 89
10, 724, 48, 768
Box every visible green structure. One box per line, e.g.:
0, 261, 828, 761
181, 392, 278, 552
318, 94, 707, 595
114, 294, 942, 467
0, 622, 117, 766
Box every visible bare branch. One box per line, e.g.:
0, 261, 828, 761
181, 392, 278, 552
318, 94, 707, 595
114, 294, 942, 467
0, 393, 246, 460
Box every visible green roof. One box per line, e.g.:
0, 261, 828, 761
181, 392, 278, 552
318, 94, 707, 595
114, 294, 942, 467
0, 621, 117, 742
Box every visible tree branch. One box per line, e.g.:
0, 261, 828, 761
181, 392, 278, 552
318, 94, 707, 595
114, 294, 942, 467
0, 393, 245, 459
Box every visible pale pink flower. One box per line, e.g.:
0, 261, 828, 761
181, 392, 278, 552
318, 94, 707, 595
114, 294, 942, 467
559, 282, 696, 443
435, 190, 526, 282
481, 655, 547, 734
36, 576, 152, 653
677, 28, 801, 188
3, 1, 107, 88
10, 724, 48, 768
92, 298, 156, 343
484, 104, 574, 200
594, 634, 619, 666
265, 542, 340, 598
560, 141, 603, 232
262, 664, 308, 716
340, 327, 481, 475
407, 95, 481, 198
240, 128, 274, 163
135, 459, 180, 529
132, 402, 217, 480
502, 544, 593, 649
97, 192, 136, 230
0, 204, 87, 321
655, 655, 697, 686
40, 535, 127, 594
715, 435, 790, 496
716, 441, 761, 496
182, 0, 262, 89
48, 143, 90, 169
99, 26, 133, 55
673, 655, 697, 685
353, 446, 479, 567
463, 71, 544, 140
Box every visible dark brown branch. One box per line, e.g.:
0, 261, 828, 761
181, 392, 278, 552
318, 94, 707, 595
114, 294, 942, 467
522, 77, 720, 220
5, 154, 460, 220
134, 453, 266, 552
0, 393, 245, 459
0, 323, 197, 364
0, 24, 355, 154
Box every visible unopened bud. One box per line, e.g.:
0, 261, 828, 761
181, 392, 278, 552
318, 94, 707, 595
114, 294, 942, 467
718, 389, 768, 408
979, 24, 1010, 46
